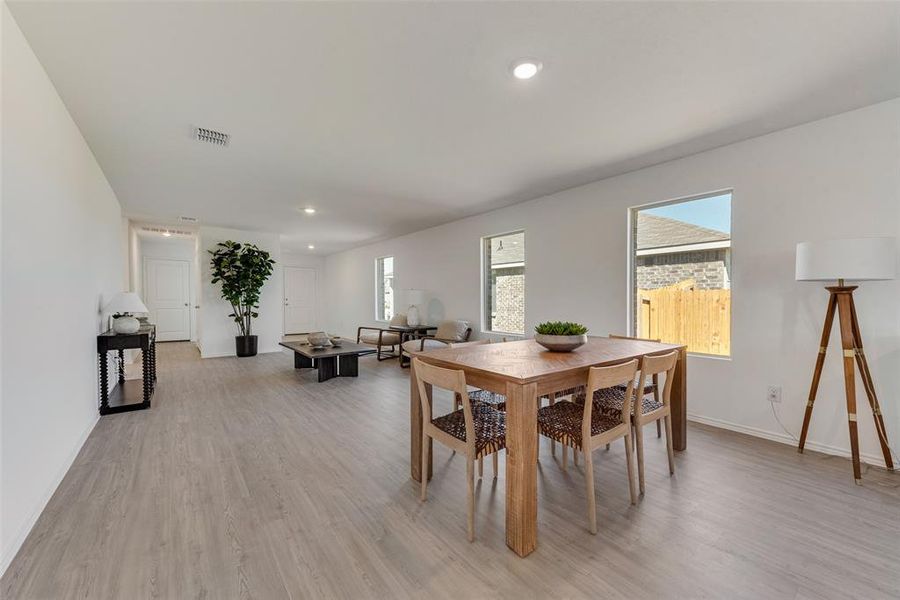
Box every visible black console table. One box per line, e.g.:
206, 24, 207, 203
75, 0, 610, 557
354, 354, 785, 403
97, 324, 156, 414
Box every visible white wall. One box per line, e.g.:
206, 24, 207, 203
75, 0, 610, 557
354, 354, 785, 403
281, 251, 326, 332
138, 235, 199, 341
198, 226, 282, 357
325, 99, 900, 467
1, 3, 126, 574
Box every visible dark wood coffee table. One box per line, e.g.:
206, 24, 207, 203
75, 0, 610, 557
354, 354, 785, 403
279, 340, 376, 382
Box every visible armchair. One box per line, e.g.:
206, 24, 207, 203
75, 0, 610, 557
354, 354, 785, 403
357, 314, 407, 361
400, 319, 472, 367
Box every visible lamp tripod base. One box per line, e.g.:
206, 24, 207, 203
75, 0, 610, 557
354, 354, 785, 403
798, 285, 894, 483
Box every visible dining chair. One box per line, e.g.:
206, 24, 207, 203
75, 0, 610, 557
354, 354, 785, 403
447, 339, 564, 461
565, 333, 662, 466
609, 334, 662, 438
413, 357, 507, 542
590, 350, 678, 494
536, 359, 639, 534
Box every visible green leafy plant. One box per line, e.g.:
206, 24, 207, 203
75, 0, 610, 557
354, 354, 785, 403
209, 241, 276, 337
534, 321, 589, 336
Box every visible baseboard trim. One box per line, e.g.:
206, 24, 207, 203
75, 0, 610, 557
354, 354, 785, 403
1, 413, 100, 577
200, 346, 283, 359
687, 413, 888, 468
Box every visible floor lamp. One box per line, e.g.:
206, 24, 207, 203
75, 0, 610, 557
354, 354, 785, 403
795, 237, 896, 483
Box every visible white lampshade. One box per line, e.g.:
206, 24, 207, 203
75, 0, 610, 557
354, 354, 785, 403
796, 237, 896, 282
406, 289, 425, 305
104, 292, 150, 314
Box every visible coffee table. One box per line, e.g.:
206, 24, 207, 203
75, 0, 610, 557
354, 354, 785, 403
279, 340, 376, 382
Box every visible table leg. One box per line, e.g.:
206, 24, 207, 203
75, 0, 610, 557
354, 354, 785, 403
670, 347, 688, 451
317, 356, 337, 382
294, 352, 314, 369
117, 349, 125, 384
338, 354, 358, 377
410, 359, 433, 482
505, 381, 538, 557
99, 352, 109, 414
141, 337, 151, 407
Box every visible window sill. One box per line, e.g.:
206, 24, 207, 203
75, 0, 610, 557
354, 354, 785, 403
687, 351, 731, 361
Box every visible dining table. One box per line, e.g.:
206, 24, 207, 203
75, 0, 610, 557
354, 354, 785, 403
409, 336, 687, 557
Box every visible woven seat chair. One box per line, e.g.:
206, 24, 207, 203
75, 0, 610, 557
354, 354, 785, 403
572, 334, 663, 438
616, 350, 678, 494
536, 359, 639, 534
413, 357, 506, 542
577, 350, 677, 493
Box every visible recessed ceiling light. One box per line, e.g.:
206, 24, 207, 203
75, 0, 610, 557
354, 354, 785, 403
308, 244, 315, 250
511, 59, 542, 80
303, 207, 316, 214
162, 231, 172, 237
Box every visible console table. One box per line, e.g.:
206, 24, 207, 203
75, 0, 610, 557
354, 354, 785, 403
97, 324, 156, 415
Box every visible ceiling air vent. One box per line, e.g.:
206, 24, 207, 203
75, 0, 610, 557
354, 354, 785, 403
140, 226, 193, 236
194, 127, 229, 146
179, 216, 199, 223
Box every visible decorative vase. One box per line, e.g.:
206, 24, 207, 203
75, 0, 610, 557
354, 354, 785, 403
113, 315, 140, 334
235, 335, 258, 357
534, 333, 587, 352
407, 305, 420, 327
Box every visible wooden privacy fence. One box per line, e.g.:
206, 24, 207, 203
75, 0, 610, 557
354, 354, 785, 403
637, 283, 731, 356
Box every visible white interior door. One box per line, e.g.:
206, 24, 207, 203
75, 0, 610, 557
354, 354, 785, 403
284, 267, 317, 334
144, 258, 191, 342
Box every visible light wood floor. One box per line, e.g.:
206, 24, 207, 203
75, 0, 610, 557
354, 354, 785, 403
3, 342, 898, 599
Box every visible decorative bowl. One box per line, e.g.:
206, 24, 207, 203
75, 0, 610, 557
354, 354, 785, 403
307, 332, 332, 348
534, 333, 587, 352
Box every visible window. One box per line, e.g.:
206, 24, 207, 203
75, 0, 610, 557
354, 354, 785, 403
482, 231, 525, 335
375, 256, 394, 321
631, 191, 732, 356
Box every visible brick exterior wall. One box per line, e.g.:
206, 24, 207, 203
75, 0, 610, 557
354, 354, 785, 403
491, 266, 524, 334
636, 248, 730, 290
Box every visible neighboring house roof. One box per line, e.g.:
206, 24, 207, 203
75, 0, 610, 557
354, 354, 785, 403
637, 213, 729, 251
491, 233, 525, 267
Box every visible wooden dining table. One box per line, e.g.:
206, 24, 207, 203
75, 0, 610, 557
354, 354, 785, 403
409, 336, 687, 557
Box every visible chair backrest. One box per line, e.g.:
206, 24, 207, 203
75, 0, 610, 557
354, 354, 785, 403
448, 339, 490, 348
638, 351, 678, 406
583, 359, 639, 435
435, 319, 471, 342
609, 333, 662, 343
412, 358, 475, 451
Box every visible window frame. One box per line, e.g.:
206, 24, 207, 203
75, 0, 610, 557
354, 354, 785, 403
374, 255, 394, 322
480, 229, 526, 336
626, 189, 733, 359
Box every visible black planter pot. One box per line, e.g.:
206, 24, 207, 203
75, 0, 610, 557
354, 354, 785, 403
235, 335, 258, 357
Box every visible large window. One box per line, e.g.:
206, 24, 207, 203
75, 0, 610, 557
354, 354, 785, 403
631, 192, 732, 356
375, 256, 394, 321
482, 231, 525, 335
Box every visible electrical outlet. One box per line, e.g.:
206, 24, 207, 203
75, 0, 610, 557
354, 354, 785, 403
767, 385, 782, 403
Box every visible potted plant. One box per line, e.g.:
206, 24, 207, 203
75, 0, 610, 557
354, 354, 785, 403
534, 321, 589, 352
209, 240, 276, 357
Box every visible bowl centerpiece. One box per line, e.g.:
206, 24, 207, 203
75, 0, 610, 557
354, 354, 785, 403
307, 332, 332, 349
534, 321, 588, 352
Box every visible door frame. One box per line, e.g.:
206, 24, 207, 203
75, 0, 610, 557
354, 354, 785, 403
283, 266, 318, 335
143, 256, 192, 342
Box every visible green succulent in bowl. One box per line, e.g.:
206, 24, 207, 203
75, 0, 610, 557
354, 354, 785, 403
534, 321, 589, 336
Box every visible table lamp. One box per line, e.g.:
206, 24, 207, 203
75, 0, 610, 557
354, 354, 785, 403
795, 236, 896, 482
104, 292, 150, 334
405, 289, 425, 327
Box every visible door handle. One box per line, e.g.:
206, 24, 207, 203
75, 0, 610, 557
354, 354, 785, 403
184, 303, 189, 307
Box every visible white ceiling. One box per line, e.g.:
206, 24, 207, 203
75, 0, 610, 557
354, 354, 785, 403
9, 1, 900, 254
